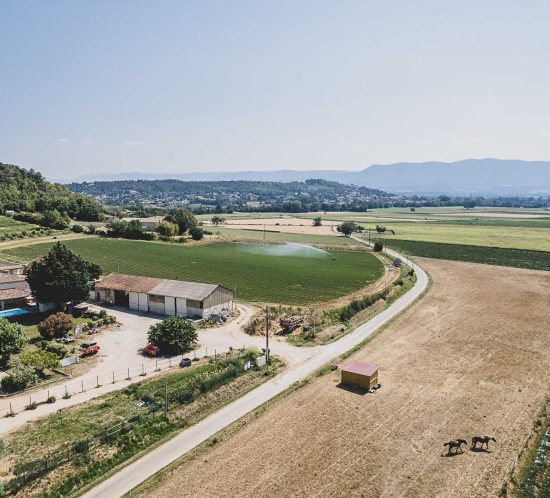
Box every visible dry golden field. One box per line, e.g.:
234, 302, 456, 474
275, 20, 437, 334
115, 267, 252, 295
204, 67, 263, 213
137, 259, 550, 498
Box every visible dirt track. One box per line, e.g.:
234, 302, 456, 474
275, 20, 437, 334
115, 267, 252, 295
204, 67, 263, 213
142, 259, 550, 498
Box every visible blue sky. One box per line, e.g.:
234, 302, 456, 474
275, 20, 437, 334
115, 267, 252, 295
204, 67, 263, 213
1, 0, 550, 179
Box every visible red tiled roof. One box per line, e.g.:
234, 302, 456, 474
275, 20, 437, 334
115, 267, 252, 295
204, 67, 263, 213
0, 288, 30, 300
96, 273, 161, 293
0, 273, 26, 284
342, 360, 379, 376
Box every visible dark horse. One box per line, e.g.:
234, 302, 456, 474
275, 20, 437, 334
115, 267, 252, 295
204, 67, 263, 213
443, 439, 468, 454
471, 435, 496, 450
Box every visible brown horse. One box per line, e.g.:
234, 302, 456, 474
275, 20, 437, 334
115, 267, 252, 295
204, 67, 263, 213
471, 435, 496, 450
443, 439, 468, 454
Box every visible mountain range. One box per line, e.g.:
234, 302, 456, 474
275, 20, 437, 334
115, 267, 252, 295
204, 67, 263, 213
60, 159, 550, 196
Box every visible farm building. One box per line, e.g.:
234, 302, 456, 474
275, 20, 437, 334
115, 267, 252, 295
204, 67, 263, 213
0, 260, 24, 275
0, 273, 30, 310
341, 361, 379, 390
121, 216, 164, 230
94, 273, 234, 318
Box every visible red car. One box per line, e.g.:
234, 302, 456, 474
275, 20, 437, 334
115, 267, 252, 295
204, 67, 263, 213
81, 345, 100, 357
142, 344, 161, 357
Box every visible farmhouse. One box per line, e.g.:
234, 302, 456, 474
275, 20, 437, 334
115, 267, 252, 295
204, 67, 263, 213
121, 216, 164, 230
341, 361, 379, 390
94, 273, 234, 318
0, 260, 24, 275
0, 273, 30, 310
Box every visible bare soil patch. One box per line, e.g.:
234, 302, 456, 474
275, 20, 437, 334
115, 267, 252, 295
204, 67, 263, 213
207, 217, 339, 236
140, 259, 550, 498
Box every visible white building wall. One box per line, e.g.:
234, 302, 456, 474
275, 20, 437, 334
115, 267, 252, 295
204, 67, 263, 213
129, 292, 139, 310
0, 281, 29, 291
148, 297, 166, 315
138, 293, 149, 312
175, 298, 187, 317
165, 296, 176, 315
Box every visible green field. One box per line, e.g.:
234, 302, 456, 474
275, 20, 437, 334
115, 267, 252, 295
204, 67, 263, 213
292, 208, 550, 252
384, 239, 550, 271
0, 215, 41, 238
0, 238, 383, 304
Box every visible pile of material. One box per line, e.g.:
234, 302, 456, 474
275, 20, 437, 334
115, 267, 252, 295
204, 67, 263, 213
279, 315, 304, 334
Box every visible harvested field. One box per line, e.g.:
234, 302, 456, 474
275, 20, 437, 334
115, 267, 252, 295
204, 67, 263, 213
137, 259, 550, 498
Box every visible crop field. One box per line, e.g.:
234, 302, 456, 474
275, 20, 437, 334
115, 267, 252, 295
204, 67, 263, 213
0, 238, 383, 304
0, 215, 40, 237
207, 210, 550, 251
136, 259, 550, 498
211, 226, 361, 246
359, 223, 550, 252
383, 239, 550, 271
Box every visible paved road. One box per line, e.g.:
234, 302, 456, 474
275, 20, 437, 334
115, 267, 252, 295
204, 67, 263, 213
83, 250, 428, 498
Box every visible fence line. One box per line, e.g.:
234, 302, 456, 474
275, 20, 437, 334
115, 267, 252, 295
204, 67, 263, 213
2, 347, 246, 417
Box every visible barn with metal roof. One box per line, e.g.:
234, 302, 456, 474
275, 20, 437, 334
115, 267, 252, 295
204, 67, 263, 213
94, 273, 234, 318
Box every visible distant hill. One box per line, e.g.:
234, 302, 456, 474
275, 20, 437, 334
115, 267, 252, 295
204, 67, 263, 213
0, 162, 103, 222
63, 159, 550, 195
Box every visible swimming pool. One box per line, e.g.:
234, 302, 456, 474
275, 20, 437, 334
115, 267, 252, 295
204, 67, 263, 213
0, 308, 28, 318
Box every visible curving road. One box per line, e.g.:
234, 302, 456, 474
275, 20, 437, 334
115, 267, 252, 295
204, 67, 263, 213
83, 249, 428, 498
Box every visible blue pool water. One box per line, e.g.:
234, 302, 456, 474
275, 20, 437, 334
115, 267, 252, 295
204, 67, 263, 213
0, 308, 28, 318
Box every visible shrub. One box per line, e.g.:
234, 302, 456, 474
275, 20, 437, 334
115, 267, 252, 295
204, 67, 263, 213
147, 316, 197, 354
373, 240, 384, 252
37, 312, 74, 340
71, 224, 84, 233
1, 360, 39, 393
37, 341, 67, 359
0, 319, 28, 366
25, 401, 38, 410
20, 349, 59, 373
47, 395, 56, 403
189, 226, 204, 241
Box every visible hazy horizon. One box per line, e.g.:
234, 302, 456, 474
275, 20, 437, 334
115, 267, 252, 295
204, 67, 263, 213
2, 1, 550, 179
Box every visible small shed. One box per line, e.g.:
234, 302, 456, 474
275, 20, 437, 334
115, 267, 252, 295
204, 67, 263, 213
341, 360, 379, 390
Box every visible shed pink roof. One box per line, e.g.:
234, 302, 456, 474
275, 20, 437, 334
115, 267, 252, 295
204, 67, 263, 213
342, 360, 379, 376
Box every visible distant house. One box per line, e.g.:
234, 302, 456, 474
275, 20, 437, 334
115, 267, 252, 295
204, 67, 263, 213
121, 216, 164, 230
0, 260, 25, 275
93, 273, 234, 319
0, 273, 30, 311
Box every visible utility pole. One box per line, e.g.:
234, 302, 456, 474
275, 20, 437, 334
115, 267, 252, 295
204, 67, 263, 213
265, 305, 270, 363
164, 382, 168, 420
368, 228, 371, 246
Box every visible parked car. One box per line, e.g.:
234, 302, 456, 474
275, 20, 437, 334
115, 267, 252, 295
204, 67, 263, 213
56, 335, 74, 344
180, 357, 192, 367
142, 344, 161, 357
81, 345, 100, 357
79, 341, 97, 349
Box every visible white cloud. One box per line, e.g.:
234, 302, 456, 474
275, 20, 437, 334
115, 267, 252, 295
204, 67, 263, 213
82, 138, 92, 143
57, 138, 69, 143
125, 140, 144, 146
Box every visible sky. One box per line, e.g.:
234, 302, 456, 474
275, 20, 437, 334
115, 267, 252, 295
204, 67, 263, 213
1, 0, 550, 180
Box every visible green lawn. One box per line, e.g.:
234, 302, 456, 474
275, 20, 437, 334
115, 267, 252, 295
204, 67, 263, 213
0, 238, 383, 304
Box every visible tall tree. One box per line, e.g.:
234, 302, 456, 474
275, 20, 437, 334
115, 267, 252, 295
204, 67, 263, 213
26, 243, 101, 307
165, 209, 198, 235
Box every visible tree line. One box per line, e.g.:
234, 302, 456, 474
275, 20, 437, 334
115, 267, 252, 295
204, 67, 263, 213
0, 163, 104, 228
